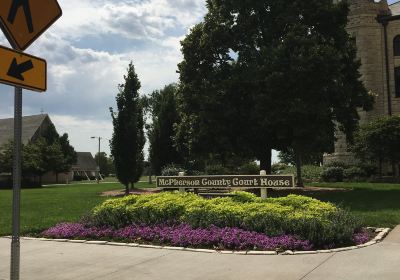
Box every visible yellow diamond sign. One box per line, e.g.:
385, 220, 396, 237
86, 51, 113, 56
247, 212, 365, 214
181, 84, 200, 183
0, 0, 62, 51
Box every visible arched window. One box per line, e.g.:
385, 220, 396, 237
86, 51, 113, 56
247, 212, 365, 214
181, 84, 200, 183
394, 36, 400, 56
395, 67, 400, 98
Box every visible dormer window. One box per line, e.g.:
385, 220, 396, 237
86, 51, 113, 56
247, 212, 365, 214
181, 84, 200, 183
394, 36, 400, 56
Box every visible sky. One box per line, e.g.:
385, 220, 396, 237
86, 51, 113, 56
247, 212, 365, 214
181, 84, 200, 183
0, 0, 207, 158
0, 0, 397, 161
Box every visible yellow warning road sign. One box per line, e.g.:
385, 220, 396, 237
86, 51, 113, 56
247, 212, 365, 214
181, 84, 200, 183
0, 45, 46, 91
0, 0, 62, 51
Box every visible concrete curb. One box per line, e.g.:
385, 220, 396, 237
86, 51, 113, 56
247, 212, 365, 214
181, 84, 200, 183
1, 228, 390, 256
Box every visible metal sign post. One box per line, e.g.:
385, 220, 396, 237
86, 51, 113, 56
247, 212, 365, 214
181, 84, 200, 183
0, 1, 62, 277
11, 86, 22, 280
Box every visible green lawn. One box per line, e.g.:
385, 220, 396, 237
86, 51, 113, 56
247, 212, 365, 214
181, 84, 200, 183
308, 182, 400, 228
0, 182, 143, 236
73, 176, 156, 183
1, 181, 399, 236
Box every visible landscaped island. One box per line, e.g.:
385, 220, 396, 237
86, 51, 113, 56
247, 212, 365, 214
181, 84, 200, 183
42, 192, 373, 251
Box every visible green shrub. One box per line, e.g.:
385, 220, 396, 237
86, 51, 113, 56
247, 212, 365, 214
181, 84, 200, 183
230, 191, 261, 203
161, 164, 185, 176
90, 192, 359, 247
343, 167, 367, 182
237, 162, 260, 175
205, 164, 228, 175
357, 163, 377, 177
280, 165, 323, 182
324, 161, 349, 169
322, 167, 344, 182
322, 162, 377, 183
272, 163, 289, 174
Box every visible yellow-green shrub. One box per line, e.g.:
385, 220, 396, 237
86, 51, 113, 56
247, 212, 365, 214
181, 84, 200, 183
90, 192, 359, 247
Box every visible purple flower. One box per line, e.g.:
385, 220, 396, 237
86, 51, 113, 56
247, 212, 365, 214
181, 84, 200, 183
42, 223, 313, 251
352, 231, 372, 245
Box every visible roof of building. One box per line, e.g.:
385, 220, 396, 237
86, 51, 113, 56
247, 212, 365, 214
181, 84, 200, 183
390, 1, 400, 15
0, 114, 49, 147
72, 152, 98, 171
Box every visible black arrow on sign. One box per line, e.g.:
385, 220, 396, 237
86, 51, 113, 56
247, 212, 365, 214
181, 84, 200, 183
7, 0, 34, 33
7, 58, 34, 81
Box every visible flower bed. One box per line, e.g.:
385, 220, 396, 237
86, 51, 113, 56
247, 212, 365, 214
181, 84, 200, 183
87, 192, 361, 248
42, 223, 313, 251
41, 192, 372, 250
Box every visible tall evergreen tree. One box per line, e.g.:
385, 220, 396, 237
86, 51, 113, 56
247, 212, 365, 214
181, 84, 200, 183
110, 62, 145, 194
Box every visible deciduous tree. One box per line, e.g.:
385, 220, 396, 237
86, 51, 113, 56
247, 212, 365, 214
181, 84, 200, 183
147, 84, 183, 175
176, 0, 373, 186
352, 115, 400, 177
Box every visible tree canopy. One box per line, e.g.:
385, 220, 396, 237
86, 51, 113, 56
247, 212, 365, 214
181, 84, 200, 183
94, 152, 115, 177
0, 136, 74, 185
352, 115, 400, 177
176, 0, 373, 185
146, 84, 183, 175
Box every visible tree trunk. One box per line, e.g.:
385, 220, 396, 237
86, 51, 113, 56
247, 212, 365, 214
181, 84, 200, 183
259, 149, 272, 174
295, 151, 304, 188
125, 184, 129, 195
149, 173, 153, 184
392, 160, 399, 178
379, 158, 383, 177
130, 182, 135, 190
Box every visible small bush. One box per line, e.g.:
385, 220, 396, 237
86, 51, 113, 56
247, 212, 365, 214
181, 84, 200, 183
356, 163, 377, 177
272, 163, 289, 174
237, 162, 260, 175
161, 164, 185, 176
322, 167, 344, 182
280, 165, 323, 182
186, 170, 204, 176
322, 162, 376, 183
205, 164, 228, 175
324, 161, 349, 169
230, 191, 261, 203
343, 167, 367, 182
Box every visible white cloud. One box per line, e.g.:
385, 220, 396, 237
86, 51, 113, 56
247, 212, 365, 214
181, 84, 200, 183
55, 0, 206, 41
0, 0, 207, 156
51, 114, 113, 156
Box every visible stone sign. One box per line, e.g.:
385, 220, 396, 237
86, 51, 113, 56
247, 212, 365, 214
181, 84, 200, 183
157, 175, 295, 189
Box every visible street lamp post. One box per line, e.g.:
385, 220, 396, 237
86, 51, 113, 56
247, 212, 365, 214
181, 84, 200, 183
91, 136, 102, 183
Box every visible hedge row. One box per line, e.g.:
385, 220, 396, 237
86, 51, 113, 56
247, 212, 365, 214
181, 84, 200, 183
88, 192, 360, 248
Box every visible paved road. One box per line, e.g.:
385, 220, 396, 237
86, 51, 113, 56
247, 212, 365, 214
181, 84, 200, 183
1, 227, 400, 280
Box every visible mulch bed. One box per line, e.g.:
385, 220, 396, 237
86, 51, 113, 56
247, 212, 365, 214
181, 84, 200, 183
101, 188, 162, 197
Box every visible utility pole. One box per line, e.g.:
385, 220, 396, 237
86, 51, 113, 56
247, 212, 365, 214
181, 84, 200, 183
91, 136, 102, 183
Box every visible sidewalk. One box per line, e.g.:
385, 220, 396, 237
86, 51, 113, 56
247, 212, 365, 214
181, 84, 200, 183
1, 226, 400, 280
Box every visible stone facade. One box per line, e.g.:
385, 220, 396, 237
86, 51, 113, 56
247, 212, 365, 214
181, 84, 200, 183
324, 0, 400, 164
